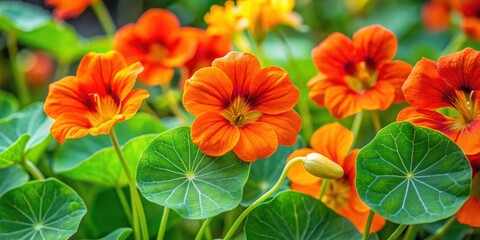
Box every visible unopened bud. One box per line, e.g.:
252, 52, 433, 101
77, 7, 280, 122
303, 153, 344, 179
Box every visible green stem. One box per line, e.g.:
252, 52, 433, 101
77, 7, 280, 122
53, 59, 70, 82
387, 224, 408, 240
425, 216, 456, 240
223, 157, 305, 240
440, 32, 467, 56
371, 111, 382, 132
362, 210, 375, 240
6, 33, 30, 106
157, 207, 170, 240
90, 0, 116, 37
351, 111, 364, 147
255, 40, 265, 66
205, 225, 213, 240
317, 179, 328, 200
21, 160, 45, 180
115, 186, 133, 226
195, 218, 213, 240
403, 224, 420, 240
233, 32, 252, 53
161, 84, 190, 125
109, 129, 149, 240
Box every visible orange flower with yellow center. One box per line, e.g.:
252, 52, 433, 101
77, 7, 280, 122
183, 51, 301, 162
44, 51, 149, 143
397, 48, 480, 156
287, 122, 385, 233
45, 0, 97, 19
113, 9, 197, 86
308, 25, 412, 119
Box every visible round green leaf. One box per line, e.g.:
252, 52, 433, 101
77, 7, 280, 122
137, 126, 250, 219
356, 122, 471, 224
245, 191, 362, 239
0, 178, 87, 239
241, 138, 303, 206
0, 165, 28, 196
0, 91, 19, 119
0, 102, 53, 168
0, 1, 50, 33
53, 113, 166, 173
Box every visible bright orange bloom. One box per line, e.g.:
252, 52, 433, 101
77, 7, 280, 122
456, 170, 480, 227
308, 25, 412, 119
44, 51, 149, 143
180, 27, 232, 86
422, 0, 452, 32
287, 122, 385, 233
183, 52, 301, 162
397, 48, 480, 156
45, 0, 97, 19
204, 1, 248, 38
113, 9, 197, 86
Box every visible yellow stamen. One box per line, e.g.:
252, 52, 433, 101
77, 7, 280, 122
223, 97, 261, 127
451, 90, 478, 131
344, 60, 377, 92
321, 178, 350, 210
86, 93, 121, 127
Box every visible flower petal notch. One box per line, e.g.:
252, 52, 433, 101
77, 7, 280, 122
44, 51, 149, 144
356, 121, 472, 224
183, 51, 301, 162
308, 24, 412, 119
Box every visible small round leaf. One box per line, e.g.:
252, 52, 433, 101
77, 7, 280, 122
0, 178, 87, 239
356, 122, 471, 224
245, 191, 363, 239
137, 126, 250, 219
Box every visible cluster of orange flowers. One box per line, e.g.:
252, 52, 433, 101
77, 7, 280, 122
43, 0, 480, 234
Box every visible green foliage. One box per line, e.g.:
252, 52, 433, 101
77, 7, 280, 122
0, 165, 28, 196
0, 91, 19, 119
244, 191, 363, 239
356, 122, 471, 224
137, 126, 250, 219
0, 178, 87, 239
96, 228, 132, 240
0, 1, 50, 33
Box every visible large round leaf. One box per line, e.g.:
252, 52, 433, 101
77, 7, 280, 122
0, 102, 53, 168
356, 122, 471, 224
245, 191, 362, 239
0, 165, 28, 196
241, 138, 303, 206
0, 91, 19, 119
137, 126, 250, 219
0, 1, 50, 33
0, 178, 87, 239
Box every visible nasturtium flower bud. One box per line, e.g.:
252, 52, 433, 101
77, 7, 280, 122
304, 153, 344, 179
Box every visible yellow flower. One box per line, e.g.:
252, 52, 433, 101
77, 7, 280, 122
204, 1, 248, 37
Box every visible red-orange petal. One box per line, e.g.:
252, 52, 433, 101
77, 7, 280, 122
212, 52, 261, 97
249, 66, 299, 115
120, 88, 150, 120
191, 112, 240, 156
183, 67, 233, 116
140, 65, 174, 86
422, 0, 451, 32
258, 110, 301, 146
113, 25, 149, 64
232, 122, 278, 162
403, 58, 454, 109
359, 81, 395, 111
135, 9, 180, 43
310, 122, 353, 167
50, 112, 91, 144
307, 73, 333, 107
290, 181, 322, 198
462, 17, 480, 41
452, 120, 480, 155
437, 48, 480, 91
44, 76, 90, 119
324, 84, 362, 119
113, 62, 144, 100
286, 148, 319, 185
312, 32, 355, 79
397, 107, 452, 132
352, 25, 398, 65
377, 60, 413, 103
456, 195, 480, 227
162, 29, 198, 67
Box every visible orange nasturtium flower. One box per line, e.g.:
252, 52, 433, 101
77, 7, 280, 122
422, 0, 452, 32
44, 51, 149, 143
183, 51, 301, 162
287, 122, 385, 233
308, 25, 413, 119
397, 48, 480, 156
45, 0, 97, 19
113, 9, 197, 86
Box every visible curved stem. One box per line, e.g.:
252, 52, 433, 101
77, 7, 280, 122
351, 111, 364, 147
109, 129, 149, 240
115, 186, 133, 226
371, 111, 382, 132
6, 33, 30, 106
157, 207, 170, 240
361, 210, 375, 240
21, 160, 45, 180
223, 157, 305, 240
161, 84, 190, 125
91, 0, 116, 37
195, 218, 213, 240
386, 224, 408, 240
425, 216, 456, 240
403, 224, 420, 240
317, 179, 328, 200
440, 32, 467, 56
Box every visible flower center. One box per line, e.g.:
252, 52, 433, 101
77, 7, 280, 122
87, 93, 121, 127
222, 97, 261, 127
344, 60, 377, 92
149, 43, 168, 62
472, 172, 480, 198
321, 178, 350, 210
451, 90, 478, 131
